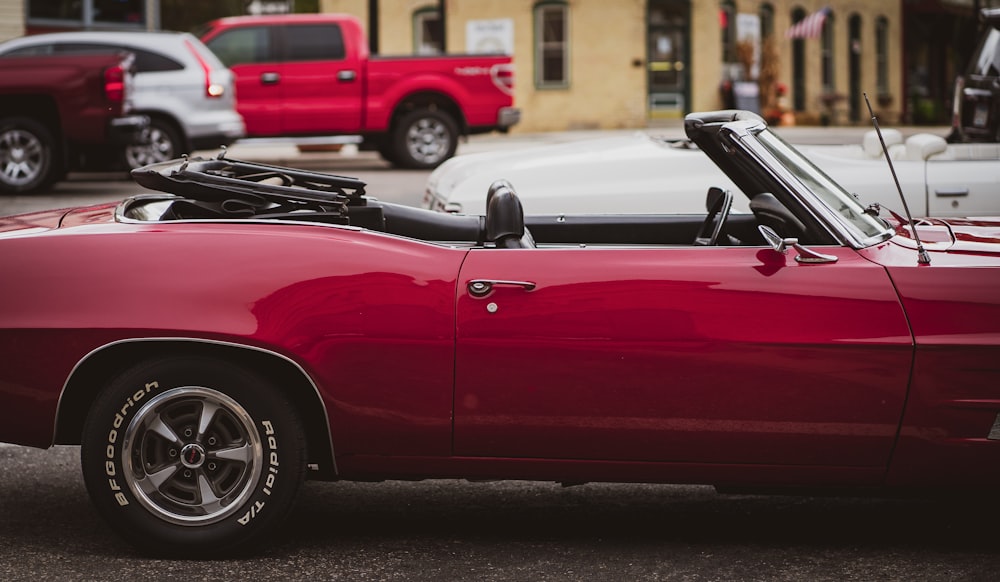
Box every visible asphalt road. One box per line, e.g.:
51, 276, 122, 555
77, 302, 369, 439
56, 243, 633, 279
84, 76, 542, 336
1, 444, 999, 581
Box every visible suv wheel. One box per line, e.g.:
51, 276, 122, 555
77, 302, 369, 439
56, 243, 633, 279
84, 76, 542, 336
125, 119, 182, 170
0, 116, 60, 193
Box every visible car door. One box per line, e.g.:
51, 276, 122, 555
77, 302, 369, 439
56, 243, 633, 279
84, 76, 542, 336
277, 22, 363, 134
203, 24, 282, 135
454, 245, 913, 470
925, 152, 1000, 217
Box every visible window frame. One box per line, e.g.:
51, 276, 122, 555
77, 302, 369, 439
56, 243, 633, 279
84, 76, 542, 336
821, 11, 836, 93
26, 0, 154, 30
533, 1, 570, 89
720, 0, 737, 63
413, 6, 443, 55
759, 3, 775, 39
875, 16, 890, 95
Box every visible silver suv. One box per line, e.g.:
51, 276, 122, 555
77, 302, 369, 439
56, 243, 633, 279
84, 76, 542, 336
0, 31, 246, 169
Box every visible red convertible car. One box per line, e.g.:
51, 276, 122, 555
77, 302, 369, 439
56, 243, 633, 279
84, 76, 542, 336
0, 111, 998, 556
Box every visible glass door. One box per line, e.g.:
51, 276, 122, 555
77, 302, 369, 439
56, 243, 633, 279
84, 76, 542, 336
647, 0, 689, 119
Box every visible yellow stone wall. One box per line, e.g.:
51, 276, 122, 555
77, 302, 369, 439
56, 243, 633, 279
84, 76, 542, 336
0, 0, 24, 41
321, 0, 904, 130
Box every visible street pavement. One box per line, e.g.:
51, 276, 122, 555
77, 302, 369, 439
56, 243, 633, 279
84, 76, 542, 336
219, 122, 952, 166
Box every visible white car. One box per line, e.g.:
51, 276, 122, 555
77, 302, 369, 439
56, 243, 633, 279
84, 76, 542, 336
0, 31, 246, 170
424, 127, 1000, 218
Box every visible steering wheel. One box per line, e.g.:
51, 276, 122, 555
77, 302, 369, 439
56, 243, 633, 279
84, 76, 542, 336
693, 186, 734, 246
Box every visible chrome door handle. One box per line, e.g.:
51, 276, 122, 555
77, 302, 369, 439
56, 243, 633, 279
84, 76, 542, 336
260, 72, 281, 84
467, 279, 536, 297
337, 70, 357, 82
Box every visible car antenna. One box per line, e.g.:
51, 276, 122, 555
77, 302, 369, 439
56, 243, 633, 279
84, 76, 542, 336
864, 92, 930, 265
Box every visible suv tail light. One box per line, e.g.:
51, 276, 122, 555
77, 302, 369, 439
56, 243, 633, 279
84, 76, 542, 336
490, 63, 515, 97
104, 64, 126, 103
185, 38, 225, 98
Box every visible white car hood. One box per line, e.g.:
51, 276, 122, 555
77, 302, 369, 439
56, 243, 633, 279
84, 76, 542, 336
427, 133, 747, 215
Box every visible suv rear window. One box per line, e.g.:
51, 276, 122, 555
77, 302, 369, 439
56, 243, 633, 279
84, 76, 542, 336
3, 42, 182, 72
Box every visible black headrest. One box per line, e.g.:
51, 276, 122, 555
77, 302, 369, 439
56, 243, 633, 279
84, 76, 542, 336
485, 181, 525, 242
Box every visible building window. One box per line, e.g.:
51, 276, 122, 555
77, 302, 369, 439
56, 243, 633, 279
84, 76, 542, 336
534, 2, 569, 88
720, 0, 736, 63
876, 17, 890, 95
413, 7, 443, 55
821, 11, 835, 92
791, 7, 806, 110
28, 0, 149, 28
760, 3, 775, 39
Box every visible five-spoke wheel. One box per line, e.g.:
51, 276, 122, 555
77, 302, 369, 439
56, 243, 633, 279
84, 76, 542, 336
82, 356, 305, 557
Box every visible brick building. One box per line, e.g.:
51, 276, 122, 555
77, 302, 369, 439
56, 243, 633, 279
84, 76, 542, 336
2, 0, 989, 132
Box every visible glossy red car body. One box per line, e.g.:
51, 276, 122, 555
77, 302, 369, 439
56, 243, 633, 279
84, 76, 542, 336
0, 110, 998, 554
2, 197, 999, 488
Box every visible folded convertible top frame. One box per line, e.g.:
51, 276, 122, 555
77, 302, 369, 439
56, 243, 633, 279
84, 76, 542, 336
130, 152, 368, 217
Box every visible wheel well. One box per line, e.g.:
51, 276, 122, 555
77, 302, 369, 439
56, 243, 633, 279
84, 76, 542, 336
390, 91, 466, 134
56, 339, 336, 478
0, 95, 61, 136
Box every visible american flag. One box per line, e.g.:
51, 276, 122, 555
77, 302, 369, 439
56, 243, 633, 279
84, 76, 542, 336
785, 6, 832, 39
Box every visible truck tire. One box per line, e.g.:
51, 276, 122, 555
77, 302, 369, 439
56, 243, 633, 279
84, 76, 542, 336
124, 118, 183, 170
391, 108, 458, 169
0, 116, 60, 194
81, 356, 306, 557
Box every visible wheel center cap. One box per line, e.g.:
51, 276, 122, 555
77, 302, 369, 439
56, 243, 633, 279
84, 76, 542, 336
10, 147, 24, 162
180, 443, 207, 469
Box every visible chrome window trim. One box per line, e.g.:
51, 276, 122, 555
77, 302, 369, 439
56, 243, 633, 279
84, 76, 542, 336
721, 120, 893, 249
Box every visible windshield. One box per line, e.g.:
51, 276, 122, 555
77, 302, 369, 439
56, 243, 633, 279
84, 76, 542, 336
754, 129, 893, 244
971, 27, 1000, 76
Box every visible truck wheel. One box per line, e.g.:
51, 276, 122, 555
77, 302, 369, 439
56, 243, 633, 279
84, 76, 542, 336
374, 138, 399, 165
81, 356, 306, 557
124, 119, 182, 170
0, 116, 60, 193
391, 108, 458, 169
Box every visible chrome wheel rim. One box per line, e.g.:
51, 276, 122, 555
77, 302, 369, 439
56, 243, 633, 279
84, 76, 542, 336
405, 118, 451, 165
122, 387, 263, 525
0, 128, 44, 186
125, 126, 175, 169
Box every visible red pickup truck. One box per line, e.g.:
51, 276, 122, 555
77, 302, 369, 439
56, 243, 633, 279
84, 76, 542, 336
199, 13, 519, 169
0, 52, 147, 193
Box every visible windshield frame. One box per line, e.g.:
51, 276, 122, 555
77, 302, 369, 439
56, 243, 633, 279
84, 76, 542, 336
727, 124, 895, 248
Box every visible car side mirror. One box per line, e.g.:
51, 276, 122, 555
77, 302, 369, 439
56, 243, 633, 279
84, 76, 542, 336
758, 225, 839, 264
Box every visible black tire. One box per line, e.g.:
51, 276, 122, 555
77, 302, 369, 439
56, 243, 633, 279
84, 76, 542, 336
81, 356, 306, 557
391, 108, 458, 169
0, 116, 60, 193
124, 118, 183, 170
374, 137, 399, 165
